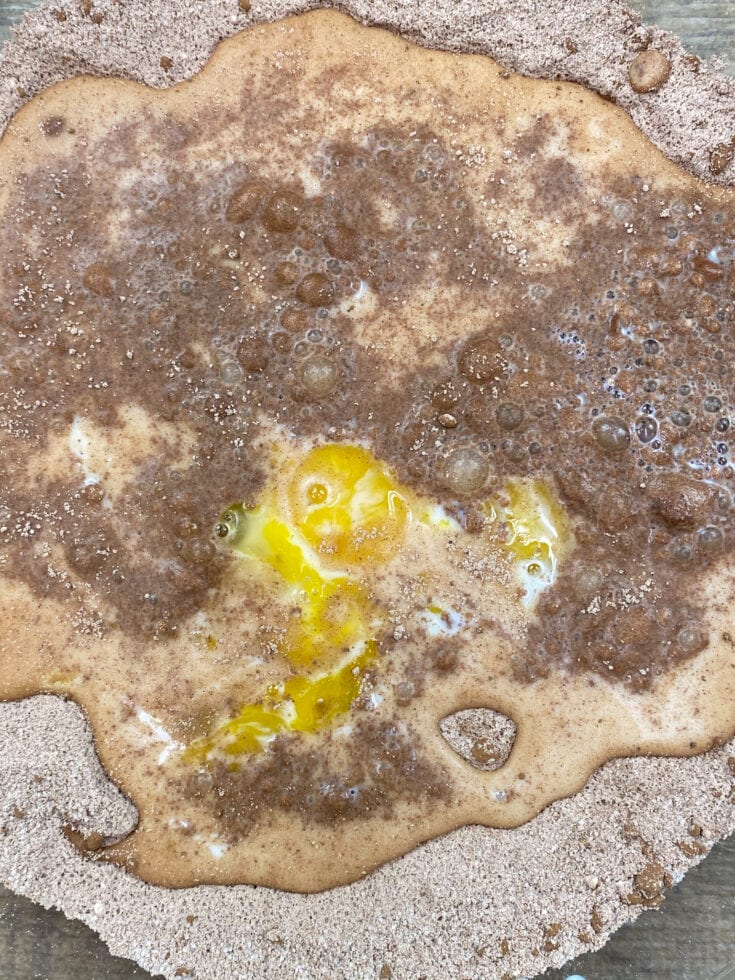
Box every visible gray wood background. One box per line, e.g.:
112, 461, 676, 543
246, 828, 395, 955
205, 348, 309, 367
0, 1, 733, 978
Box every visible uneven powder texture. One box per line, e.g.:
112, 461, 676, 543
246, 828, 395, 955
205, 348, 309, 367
1, 0, 735, 184
1, 697, 733, 979
0, 1, 734, 978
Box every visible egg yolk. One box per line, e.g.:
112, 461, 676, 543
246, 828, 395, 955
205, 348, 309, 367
485, 479, 571, 604
185, 445, 410, 764
288, 444, 411, 564
185, 444, 573, 765
184, 643, 376, 759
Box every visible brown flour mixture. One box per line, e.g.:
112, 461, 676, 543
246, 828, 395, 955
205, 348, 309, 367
0, 1, 734, 978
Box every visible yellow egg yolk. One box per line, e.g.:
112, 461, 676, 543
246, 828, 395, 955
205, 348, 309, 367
185, 444, 411, 764
485, 479, 571, 605
185, 444, 573, 765
289, 444, 412, 563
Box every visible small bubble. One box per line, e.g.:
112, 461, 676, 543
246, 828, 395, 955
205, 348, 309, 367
678, 384, 691, 396
496, 401, 524, 430
665, 225, 679, 239
307, 482, 328, 505
194, 769, 213, 790
673, 542, 693, 562
675, 625, 707, 654
703, 395, 722, 413
670, 409, 692, 427
643, 379, 658, 393
459, 336, 502, 383
502, 439, 526, 461
592, 415, 630, 453
698, 525, 723, 551
431, 380, 461, 411
296, 272, 334, 308
394, 680, 416, 704
574, 564, 604, 597
271, 331, 292, 354
179, 280, 193, 295
220, 361, 243, 385
642, 339, 659, 354
444, 447, 489, 495
611, 200, 631, 221
307, 328, 323, 343
635, 417, 657, 443
716, 417, 730, 433
214, 523, 229, 538
299, 354, 340, 399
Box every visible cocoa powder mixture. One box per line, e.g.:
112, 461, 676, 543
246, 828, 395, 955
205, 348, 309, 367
0, 1, 734, 978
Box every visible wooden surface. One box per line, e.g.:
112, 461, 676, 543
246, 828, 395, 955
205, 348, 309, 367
0, 1, 734, 978
638, 0, 735, 70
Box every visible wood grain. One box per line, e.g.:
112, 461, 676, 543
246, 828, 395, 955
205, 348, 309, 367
0, 885, 160, 979
545, 836, 735, 980
0, 2, 33, 41
638, 0, 735, 69
0, 1, 733, 979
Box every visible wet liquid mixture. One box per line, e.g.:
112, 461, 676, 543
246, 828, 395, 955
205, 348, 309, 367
0, 10, 733, 891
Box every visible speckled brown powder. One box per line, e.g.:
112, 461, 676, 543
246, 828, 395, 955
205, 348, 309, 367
0, 2, 733, 979
1, 0, 735, 184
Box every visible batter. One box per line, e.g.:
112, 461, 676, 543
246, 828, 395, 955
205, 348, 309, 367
0, 1, 733, 914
